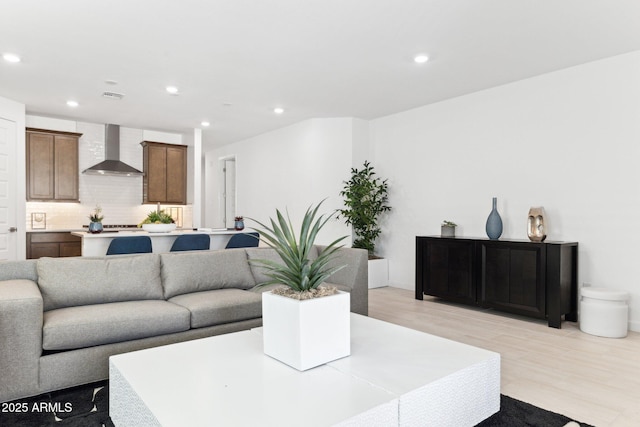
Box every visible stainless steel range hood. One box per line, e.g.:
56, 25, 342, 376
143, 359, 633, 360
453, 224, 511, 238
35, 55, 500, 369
82, 124, 143, 176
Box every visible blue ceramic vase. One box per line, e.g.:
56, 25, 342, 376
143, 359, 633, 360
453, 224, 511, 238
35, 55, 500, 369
88, 222, 103, 234
485, 197, 503, 240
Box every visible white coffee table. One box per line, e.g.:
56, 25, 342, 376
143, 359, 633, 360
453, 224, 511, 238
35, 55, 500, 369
110, 314, 500, 426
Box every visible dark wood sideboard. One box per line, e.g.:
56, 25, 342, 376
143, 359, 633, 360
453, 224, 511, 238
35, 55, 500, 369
415, 236, 578, 328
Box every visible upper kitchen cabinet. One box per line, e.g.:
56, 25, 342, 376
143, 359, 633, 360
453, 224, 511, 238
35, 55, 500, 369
26, 128, 82, 202
141, 141, 187, 205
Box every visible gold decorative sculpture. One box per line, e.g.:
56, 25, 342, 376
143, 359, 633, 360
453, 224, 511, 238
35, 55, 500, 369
527, 207, 547, 242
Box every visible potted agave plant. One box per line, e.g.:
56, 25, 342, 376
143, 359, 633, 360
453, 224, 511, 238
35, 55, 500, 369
137, 210, 176, 233
250, 201, 349, 371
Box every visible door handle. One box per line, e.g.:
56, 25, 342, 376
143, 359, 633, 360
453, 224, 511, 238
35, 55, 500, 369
8, 227, 17, 232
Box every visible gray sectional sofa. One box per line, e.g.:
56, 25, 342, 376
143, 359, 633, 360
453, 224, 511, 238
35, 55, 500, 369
0, 246, 368, 402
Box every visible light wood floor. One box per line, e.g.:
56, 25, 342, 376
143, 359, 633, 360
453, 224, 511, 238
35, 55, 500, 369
368, 287, 640, 427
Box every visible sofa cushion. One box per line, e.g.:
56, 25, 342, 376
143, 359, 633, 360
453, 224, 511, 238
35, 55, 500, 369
160, 249, 256, 299
37, 254, 163, 311
169, 289, 262, 328
0, 259, 38, 282
245, 246, 319, 285
42, 300, 190, 350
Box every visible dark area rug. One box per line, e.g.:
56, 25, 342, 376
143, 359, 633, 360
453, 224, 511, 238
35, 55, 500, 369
0, 381, 113, 427
477, 394, 595, 427
1, 382, 594, 427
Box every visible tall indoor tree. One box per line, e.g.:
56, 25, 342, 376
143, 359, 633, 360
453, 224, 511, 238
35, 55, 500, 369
339, 161, 391, 257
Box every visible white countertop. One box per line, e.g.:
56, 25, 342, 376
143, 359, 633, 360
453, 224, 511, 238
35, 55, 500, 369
27, 229, 85, 233
71, 228, 253, 256
71, 229, 243, 238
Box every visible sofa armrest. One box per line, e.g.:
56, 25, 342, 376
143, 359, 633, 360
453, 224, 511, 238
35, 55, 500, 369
316, 246, 368, 315
0, 280, 43, 402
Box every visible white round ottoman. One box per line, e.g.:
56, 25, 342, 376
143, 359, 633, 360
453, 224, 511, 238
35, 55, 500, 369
580, 287, 629, 338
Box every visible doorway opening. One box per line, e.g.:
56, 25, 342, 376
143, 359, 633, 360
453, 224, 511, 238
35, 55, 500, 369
218, 156, 236, 229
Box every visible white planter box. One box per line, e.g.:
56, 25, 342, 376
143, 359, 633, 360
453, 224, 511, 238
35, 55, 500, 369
141, 223, 177, 233
368, 258, 388, 289
262, 290, 350, 371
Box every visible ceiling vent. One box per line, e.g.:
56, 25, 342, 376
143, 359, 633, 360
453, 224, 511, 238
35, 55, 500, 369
102, 91, 125, 100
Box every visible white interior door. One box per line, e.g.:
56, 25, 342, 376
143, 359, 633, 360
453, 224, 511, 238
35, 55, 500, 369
224, 159, 236, 229
0, 118, 17, 260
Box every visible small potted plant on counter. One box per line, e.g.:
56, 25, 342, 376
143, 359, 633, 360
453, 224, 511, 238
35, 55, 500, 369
441, 220, 457, 237
88, 205, 104, 234
234, 216, 245, 230
138, 210, 176, 233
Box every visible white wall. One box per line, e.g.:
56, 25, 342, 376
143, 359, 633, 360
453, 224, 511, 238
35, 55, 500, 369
370, 50, 640, 331
351, 118, 371, 168
0, 96, 26, 259
205, 118, 356, 245
189, 128, 202, 227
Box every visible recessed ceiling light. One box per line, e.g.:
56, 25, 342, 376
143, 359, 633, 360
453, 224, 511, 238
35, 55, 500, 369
413, 54, 429, 64
273, 107, 284, 114
3, 53, 21, 63
201, 121, 210, 127
105, 79, 118, 85
166, 86, 179, 95
66, 100, 79, 107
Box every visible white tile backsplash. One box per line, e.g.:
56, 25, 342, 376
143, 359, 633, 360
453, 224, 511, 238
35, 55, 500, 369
77, 121, 107, 170
26, 201, 191, 230
25, 119, 191, 230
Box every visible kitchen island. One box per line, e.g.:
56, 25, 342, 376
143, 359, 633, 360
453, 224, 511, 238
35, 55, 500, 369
71, 229, 249, 257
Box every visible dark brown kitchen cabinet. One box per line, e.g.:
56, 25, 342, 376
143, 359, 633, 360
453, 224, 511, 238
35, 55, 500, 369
26, 128, 81, 202
27, 232, 81, 259
141, 141, 187, 204
415, 236, 578, 328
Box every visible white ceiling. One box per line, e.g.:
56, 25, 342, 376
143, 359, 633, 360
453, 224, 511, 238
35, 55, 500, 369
2, 0, 640, 149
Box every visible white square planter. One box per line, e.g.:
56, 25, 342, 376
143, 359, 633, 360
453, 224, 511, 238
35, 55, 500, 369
368, 258, 389, 289
262, 290, 350, 371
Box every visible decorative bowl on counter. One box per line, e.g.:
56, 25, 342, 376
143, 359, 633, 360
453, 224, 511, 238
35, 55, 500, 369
142, 223, 177, 233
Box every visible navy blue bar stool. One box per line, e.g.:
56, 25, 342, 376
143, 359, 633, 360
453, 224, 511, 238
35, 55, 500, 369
170, 234, 210, 252
225, 232, 260, 249
106, 236, 152, 255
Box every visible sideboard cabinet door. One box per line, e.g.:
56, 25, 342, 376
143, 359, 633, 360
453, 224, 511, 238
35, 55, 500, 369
479, 241, 546, 319
416, 237, 476, 305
